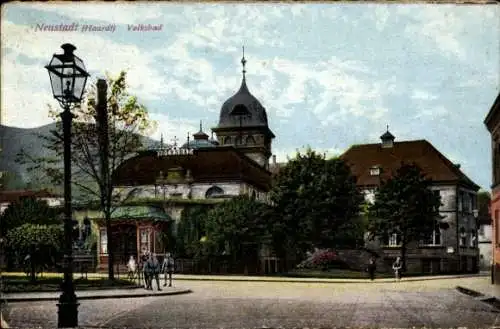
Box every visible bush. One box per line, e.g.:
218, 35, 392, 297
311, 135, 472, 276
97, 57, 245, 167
5, 223, 64, 272
296, 249, 349, 270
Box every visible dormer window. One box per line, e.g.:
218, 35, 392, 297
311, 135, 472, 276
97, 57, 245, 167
370, 166, 381, 176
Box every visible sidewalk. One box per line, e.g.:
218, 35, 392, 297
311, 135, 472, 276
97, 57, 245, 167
1, 286, 192, 303
455, 275, 500, 311
2, 271, 487, 284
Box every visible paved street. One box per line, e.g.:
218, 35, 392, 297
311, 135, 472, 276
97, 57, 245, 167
4, 277, 500, 328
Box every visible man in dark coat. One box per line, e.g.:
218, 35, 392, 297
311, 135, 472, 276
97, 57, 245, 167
162, 252, 175, 287
142, 252, 151, 290
367, 257, 376, 281
145, 254, 161, 291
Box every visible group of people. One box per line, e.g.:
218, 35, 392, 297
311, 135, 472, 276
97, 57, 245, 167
367, 256, 402, 281
127, 252, 175, 290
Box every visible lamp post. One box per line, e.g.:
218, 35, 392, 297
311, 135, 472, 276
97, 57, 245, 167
45, 43, 89, 328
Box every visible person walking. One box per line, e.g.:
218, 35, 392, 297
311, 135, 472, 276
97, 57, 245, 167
392, 257, 403, 281
143, 252, 152, 290
367, 257, 376, 281
127, 255, 137, 280
162, 252, 175, 287
148, 254, 162, 291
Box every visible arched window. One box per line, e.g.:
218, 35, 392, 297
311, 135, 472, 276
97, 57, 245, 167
224, 136, 232, 145
127, 188, 142, 199
205, 186, 225, 198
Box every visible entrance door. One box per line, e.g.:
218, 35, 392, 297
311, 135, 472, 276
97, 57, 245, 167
112, 224, 137, 264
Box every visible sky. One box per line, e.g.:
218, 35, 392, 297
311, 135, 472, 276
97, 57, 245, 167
1, 3, 499, 190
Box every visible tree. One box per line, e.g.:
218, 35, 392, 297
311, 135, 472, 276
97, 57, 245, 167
205, 196, 273, 268
270, 149, 364, 260
477, 190, 491, 221
0, 197, 61, 236
176, 205, 210, 258
0, 197, 63, 280
367, 162, 442, 272
16, 71, 156, 280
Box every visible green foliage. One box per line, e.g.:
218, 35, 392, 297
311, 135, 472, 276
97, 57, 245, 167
367, 162, 443, 270
15, 71, 156, 204
477, 190, 491, 220
5, 223, 64, 253
0, 197, 61, 236
270, 149, 364, 256
205, 196, 273, 258
15, 71, 157, 280
176, 205, 210, 258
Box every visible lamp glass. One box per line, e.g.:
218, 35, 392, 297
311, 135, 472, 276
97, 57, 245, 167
46, 52, 88, 104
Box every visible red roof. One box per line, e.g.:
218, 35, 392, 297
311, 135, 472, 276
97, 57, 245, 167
0, 189, 61, 203
340, 140, 479, 190
112, 147, 272, 191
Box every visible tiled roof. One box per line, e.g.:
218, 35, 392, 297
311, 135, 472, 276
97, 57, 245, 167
0, 189, 61, 203
340, 140, 480, 190
112, 146, 272, 191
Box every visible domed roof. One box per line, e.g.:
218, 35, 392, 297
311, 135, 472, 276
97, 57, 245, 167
218, 78, 268, 128
181, 139, 217, 150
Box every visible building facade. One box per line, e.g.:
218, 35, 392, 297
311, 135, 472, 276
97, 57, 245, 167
341, 130, 480, 274
484, 92, 500, 283
88, 54, 278, 272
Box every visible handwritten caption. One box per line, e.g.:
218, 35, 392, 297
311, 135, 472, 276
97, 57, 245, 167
34, 23, 164, 33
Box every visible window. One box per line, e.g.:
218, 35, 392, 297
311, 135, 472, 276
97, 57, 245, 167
469, 230, 477, 247
369, 167, 380, 176
99, 228, 107, 254
388, 233, 400, 247
246, 136, 256, 145
460, 227, 467, 247
139, 228, 150, 255
421, 228, 442, 246
458, 192, 464, 212
205, 186, 225, 199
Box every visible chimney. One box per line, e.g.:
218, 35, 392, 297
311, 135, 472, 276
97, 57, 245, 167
272, 155, 276, 165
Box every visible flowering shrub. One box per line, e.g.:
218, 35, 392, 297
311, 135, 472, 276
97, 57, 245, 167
297, 249, 347, 270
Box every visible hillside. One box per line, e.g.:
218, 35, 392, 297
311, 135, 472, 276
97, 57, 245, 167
0, 123, 158, 197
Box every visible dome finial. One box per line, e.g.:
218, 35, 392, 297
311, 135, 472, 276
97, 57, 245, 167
200, 120, 203, 132
160, 133, 164, 147
241, 46, 247, 79
386, 124, 389, 132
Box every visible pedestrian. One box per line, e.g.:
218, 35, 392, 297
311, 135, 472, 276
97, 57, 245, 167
127, 255, 137, 280
147, 254, 162, 291
367, 257, 376, 281
392, 257, 402, 281
162, 252, 175, 287
143, 252, 152, 290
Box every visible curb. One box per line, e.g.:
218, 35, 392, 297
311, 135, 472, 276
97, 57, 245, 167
2, 288, 192, 303
170, 273, 487, 284
456, 286, 500, 313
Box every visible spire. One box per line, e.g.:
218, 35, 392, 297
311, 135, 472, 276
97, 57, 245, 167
237, 46, 249, 93
160, 133, 164, 148
199, 120, 203, 132
241, 46, 247, 80
187, 132, 190, 147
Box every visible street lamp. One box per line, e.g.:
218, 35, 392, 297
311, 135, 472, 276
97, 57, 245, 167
45, 43, 89, 328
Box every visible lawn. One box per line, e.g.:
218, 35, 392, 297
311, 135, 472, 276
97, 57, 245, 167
1, 273, 140, 293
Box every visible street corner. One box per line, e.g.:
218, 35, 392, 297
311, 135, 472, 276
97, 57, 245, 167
2, 286, 193, 303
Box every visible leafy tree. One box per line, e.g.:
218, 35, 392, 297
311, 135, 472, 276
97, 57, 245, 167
16, 71, 156, 280
205, 196, 273, 266
477, 190, 491, 221
0, 197, 61, 236
6, 223, 64, 281
176, 205, 210, 258
270, 149, 364, 259
367, 162, 442, 272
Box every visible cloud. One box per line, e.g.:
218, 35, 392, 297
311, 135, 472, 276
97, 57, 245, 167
1, 19, 168, 127
13, 3, 171, 25
411, 89, 438, 101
